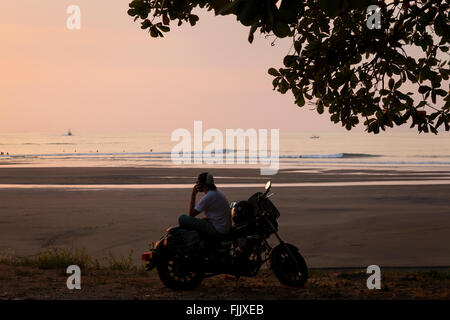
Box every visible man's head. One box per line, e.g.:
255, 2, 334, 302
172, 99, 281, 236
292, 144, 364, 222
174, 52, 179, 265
196, 172, 216, 192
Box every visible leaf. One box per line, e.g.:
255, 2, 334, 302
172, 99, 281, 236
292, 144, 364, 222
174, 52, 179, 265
218, 0, 244, 15
263, 0, 276, 30
158, 25, 170, 32
278, 79, 289, 94
316, 99, 324, 114
236, 0, 260, 26
188, 14, 199, 26
435, 115, 445, 129
278, 0, 300, 24
248, 23, 258, 43
296, 94, 305, 107
268, 68, 281, 77
418, 86, 431, 94
141, 19, 152, 29
150, 27, 159, 37
330, 113, 339, 123
415, 102, 426, 110
283, 55, 297, 67
273, 21, 291, 38
162, 14, 170, 26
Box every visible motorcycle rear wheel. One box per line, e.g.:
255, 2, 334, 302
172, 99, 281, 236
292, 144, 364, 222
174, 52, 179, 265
157, 250, 204, 290
270, 243, 308, 287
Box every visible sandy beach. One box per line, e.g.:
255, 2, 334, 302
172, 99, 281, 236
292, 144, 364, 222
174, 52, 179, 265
1, 166, 450, 268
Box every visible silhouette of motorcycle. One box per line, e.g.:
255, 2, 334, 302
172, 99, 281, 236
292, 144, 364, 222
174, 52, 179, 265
142, 181, 308, 290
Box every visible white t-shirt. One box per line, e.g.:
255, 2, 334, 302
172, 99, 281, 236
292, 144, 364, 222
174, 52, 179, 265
194, 189, 231, 234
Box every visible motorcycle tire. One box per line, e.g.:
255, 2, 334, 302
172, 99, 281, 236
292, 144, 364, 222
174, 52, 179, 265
270, 243, 308, 287
156, 249, 204, 290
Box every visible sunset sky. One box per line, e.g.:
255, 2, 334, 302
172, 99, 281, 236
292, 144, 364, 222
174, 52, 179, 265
0, 0, 355, 134
0, 1, 437, 135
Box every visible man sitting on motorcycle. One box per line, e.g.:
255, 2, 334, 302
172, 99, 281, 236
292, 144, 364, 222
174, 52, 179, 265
178, 172, 232, 238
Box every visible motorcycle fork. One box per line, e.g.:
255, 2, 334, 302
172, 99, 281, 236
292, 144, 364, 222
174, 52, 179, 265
265, 216, 300, 266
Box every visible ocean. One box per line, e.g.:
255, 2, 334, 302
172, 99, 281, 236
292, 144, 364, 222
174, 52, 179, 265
1, 131, 450, 169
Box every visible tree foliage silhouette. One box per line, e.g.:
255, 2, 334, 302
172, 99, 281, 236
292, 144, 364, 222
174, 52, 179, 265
128, 0, 450, 134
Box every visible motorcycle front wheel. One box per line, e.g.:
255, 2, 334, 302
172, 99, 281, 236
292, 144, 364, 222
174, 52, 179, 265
157, 249, 204, 290
270, 243, 308, 287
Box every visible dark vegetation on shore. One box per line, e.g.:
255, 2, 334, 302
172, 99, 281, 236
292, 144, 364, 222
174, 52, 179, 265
0, 248, 449, 300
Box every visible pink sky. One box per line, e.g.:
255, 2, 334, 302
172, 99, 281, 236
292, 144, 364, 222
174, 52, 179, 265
0, 1, 418, 135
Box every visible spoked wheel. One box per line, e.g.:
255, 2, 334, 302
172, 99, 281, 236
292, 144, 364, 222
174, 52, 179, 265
157, 250, 204, 290
270, 243, 308, 287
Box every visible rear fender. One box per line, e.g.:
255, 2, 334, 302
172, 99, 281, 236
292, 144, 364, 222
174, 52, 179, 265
142, 238, 166, 270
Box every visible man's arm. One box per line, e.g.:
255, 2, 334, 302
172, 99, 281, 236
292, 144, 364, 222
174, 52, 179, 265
188, 185, 201, 217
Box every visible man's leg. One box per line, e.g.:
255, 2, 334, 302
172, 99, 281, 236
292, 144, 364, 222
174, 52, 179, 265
178, 214, 219, 238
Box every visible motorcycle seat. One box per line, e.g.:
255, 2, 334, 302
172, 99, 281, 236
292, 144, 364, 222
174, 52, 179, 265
165, 226, 182, 234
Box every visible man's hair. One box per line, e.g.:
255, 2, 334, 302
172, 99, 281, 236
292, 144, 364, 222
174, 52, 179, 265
197, 172, 216, 190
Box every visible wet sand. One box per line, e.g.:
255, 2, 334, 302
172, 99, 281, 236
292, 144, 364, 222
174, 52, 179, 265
0, 167, 449, 267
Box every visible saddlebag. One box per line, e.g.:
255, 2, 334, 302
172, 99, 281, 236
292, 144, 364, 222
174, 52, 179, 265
165, 228, 201, 254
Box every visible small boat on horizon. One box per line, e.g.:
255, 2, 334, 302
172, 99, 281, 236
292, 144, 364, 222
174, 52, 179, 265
66, 129, 73, 136
310, 135, 320, 139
